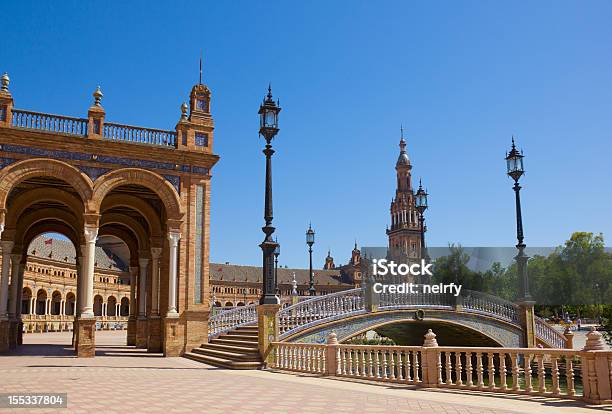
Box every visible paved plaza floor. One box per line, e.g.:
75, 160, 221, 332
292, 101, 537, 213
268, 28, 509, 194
0, 331, 605, 413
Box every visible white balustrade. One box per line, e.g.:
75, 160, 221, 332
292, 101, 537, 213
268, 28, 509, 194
208, 304, 257, 339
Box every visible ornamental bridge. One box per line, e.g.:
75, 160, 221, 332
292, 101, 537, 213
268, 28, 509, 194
187, 288, 569, 369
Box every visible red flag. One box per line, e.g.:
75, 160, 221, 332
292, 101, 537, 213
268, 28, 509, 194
44, 239, 53, 245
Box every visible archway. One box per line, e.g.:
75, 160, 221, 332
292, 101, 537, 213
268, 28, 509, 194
93, 295, 103, 317
120, 297, 129, 316
65, 292, 76, 316
51, 291, 62, 315
107, 296, 117, 317
21, 287, 32, 315
36, 289, 47, 315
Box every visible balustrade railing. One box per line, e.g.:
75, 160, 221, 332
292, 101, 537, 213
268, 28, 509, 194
536, 317, 567, 349
379, 290, 454, 309
103, 122, 176, 147
268, 334, 612, 404
271, 343, 327, 374
433, 346, 583, 398
337, 344, 423, 384
208, 304, 257, 339
461, 290, 519, 323
278, 289, 364, 337
11, 109, 88, 136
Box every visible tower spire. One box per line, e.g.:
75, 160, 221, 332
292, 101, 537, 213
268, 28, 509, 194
199, 51, 203, 85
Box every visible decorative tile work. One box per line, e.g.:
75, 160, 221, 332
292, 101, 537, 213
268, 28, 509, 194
0, 144, 210, 192
194, 132, 208, 147
78, 165, 110, 180
0, 157, 18, 168
194, 185, 204, 304
162, 175, 181, 195
289, 310, 523, 347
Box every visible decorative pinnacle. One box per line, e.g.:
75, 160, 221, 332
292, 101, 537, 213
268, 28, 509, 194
1, 73, 9, 92
181, 102, 188, 119
267, 83, 273, 99
93, 85, 103, 106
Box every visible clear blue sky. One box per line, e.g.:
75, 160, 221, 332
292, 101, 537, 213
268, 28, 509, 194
1, 1, 610, 268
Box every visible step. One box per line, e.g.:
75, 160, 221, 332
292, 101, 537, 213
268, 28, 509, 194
220, 333, 259, 341
203, 342, 259, 354
191, 347, 261, 361
184, 352, 263, 370
211, 338, 259, 347
234, 326, 258, 333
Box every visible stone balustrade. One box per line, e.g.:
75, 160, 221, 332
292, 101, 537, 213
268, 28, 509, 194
21, 314, 129, 333
268, 328, 612, 405
208, 303, 257, 339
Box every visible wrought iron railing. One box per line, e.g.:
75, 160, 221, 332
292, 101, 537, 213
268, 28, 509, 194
208, 303, 257, 339
103, 122, 176, 147
11, 109, 88, 136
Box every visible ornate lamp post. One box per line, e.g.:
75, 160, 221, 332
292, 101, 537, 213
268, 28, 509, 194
258, 85, 281, 305
505, 137, 532, 301
415, 179, 429, 263
306, 224, 315, 296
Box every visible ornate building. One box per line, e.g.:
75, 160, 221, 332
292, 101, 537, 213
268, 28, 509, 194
386, 130, 426, 265
8, 235, 131, 333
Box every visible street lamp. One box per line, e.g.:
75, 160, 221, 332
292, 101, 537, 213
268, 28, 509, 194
415, 179, 429, 264
306, 224, 315, 296
258, 84, 281, 305
505, 137, 532, 301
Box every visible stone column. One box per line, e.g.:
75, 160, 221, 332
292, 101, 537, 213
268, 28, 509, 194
80, 228, 97, 318
8, 254, 21, 319
75, 226, 97, 358
16, 263, 24, 345
162, 231, 182, 356
127, 266, 138, 346
325, 332, 340, 376
0, 241, 14, 320
518, 300, 537, 348
166, 232, 180, 317
136, 258, 149, 348
148, 248, 162, 352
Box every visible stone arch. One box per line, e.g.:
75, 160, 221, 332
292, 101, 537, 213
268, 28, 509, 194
224, 301, 233, 307
21, 222, 80, 257
99, 213, 150, 251
91, 168, 183, 221
0, 158, 93, 211
100, 194, 163, 239
5, 187, 84, 228
12, 208, 82, 244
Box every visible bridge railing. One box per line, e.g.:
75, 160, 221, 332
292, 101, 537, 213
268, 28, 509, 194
208, 304, 257, 339
460, 290, 519, 323
379, 290, 454, 308
535, 316, 567, 349
278, 288, 364, 338
268, 330, 612, 404
11, 109, 88, 137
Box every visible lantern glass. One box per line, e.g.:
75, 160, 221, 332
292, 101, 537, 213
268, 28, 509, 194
506, 154, 524, 175
274, 243, 280, 256
306, 228, 315, 245
264, 109, 277, 128
416, 192, 427, 209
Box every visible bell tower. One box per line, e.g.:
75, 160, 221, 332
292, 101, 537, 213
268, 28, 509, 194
386, 128, 424, 266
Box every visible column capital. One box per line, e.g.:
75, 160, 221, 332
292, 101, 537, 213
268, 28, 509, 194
138, 257, 150, 268
84, 226, 98, 243
10, 253, 21, 262
0, 240, 14, 254
168, 231, 181, 246
151, 247, 162, 260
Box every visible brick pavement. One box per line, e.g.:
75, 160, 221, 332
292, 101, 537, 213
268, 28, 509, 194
0, 331, 602, 413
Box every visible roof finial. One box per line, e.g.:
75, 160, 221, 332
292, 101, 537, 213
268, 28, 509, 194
267, 82, 273, 99
511, 135, 516, 149
199, 51, 203, 85
400, 124, 404, 139
1, 72, 9, 92
93, 85, 103, 106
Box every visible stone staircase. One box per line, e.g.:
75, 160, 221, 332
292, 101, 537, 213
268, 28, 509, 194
184, 326, 263, 369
